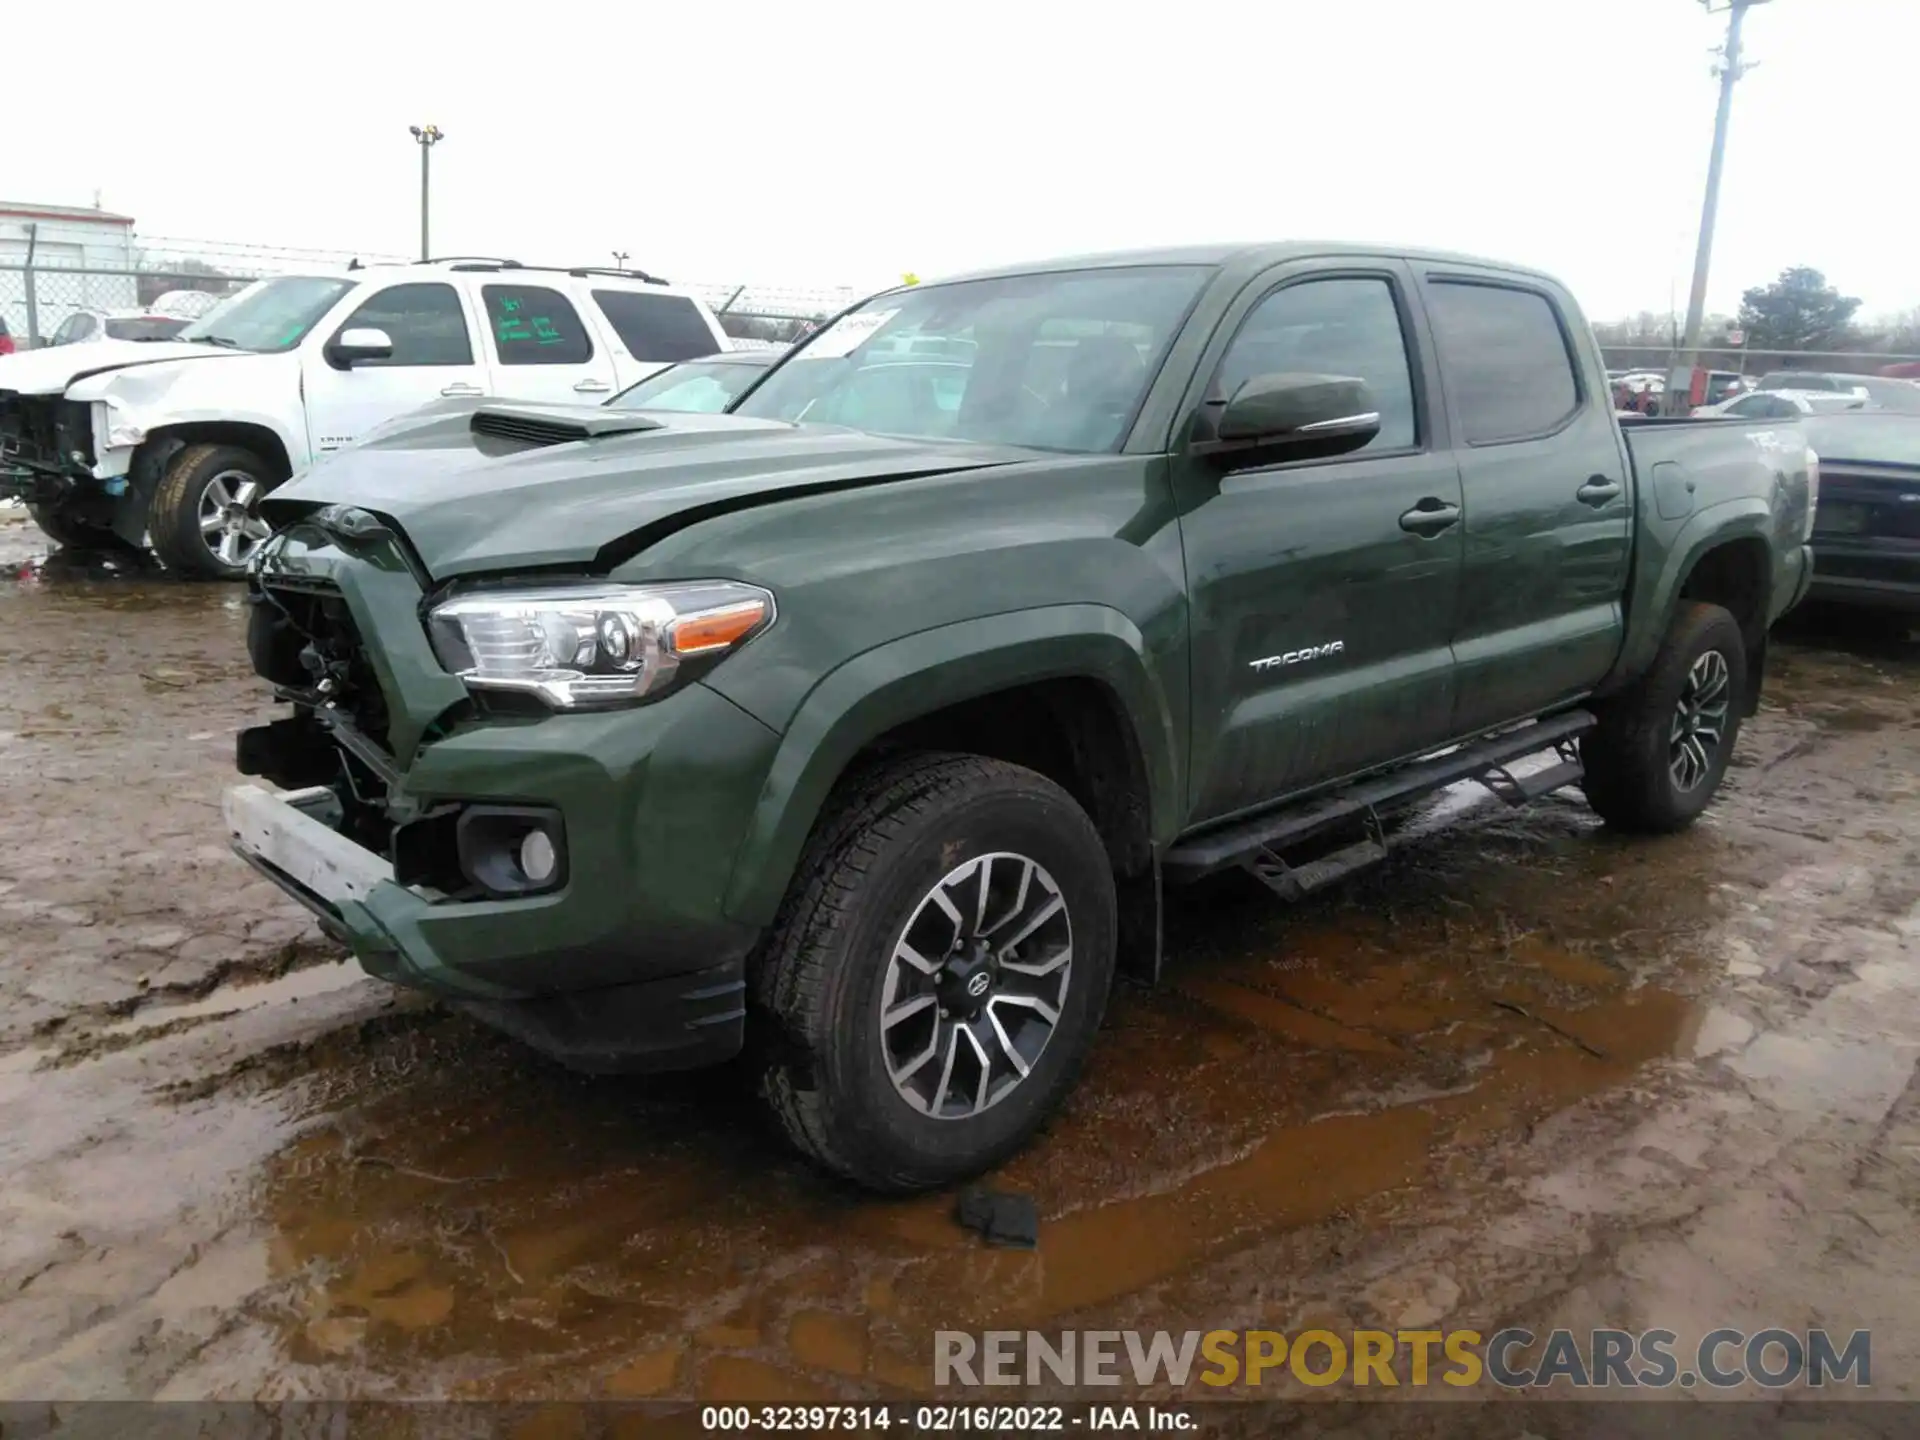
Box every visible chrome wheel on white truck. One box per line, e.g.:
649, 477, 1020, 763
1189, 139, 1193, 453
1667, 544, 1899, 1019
148, 445, 278, 580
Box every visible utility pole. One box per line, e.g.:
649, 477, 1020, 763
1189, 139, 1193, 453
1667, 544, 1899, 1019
1672, 0, 1767, 406
409, 125, 444, 261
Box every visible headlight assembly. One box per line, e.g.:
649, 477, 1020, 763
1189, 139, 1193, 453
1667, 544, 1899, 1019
427, 581, 774, 709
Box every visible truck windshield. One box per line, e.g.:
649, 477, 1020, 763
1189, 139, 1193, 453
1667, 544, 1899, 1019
607, 358, 769, 413
733, 266, 1209, 452
178, 276, 357, 354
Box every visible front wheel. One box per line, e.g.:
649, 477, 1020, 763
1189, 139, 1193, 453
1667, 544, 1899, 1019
1581, 601, 1747, 834
148, 444, 276, 580
26, 502, 123, 551
752, 753, 1117, 1192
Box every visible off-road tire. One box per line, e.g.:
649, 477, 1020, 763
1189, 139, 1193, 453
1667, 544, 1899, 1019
1581, 601, 1747, 834
26, 502, 122, 551
149, 444, 274, 580
751, 752, 1117, 1193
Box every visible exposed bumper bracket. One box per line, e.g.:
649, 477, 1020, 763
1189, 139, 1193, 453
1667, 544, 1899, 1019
223, 782, 391, 919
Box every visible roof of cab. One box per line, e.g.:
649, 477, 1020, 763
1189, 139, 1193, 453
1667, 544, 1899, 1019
931, 241, 1563, 287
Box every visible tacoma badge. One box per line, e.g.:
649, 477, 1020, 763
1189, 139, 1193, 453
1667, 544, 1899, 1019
1250, 641, 1345, 672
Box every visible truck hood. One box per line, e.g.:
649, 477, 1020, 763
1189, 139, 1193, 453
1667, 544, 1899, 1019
262, 400, 1036, 579
0, 338, 239, 396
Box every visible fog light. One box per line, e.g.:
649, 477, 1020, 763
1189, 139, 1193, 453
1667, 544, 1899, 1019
519, 829, 557, 885
453, 805, 568, 897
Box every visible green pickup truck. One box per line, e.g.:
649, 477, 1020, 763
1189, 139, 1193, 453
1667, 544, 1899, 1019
225, 244, 1817, 1191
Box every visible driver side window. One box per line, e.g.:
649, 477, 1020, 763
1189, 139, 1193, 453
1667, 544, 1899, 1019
1215, 277, 1418, 452
336, 283, 474, 367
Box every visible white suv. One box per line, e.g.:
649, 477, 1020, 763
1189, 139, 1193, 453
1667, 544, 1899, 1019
0, 259, 730, 577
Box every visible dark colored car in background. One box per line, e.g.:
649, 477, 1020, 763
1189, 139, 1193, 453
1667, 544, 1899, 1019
1803, 412, 1920, 612
605, 349, 783, 413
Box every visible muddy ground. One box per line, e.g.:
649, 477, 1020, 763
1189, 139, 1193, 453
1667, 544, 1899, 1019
2, 507, 1918, 1426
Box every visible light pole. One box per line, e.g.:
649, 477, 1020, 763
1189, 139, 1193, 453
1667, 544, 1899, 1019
612, 250, 630, 270
409, 125, 444, 262
1672, 0, 1768, 405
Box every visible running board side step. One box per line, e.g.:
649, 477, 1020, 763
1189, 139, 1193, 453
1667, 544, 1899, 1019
1164, 709, 1596, 888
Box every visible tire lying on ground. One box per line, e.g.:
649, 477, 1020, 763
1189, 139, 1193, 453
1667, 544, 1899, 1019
752, 752, 1118, 1194
148, 443, 278, 580
26, 502, 123, 551
1581, 600, 1747, 834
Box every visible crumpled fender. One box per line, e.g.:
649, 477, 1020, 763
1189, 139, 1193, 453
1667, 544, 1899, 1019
66, 351, 307, 479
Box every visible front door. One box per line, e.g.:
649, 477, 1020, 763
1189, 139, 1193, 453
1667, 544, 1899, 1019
302, 280, 489, 458
476, 281, 618, 404
1177, 264, 1466, 826
1413, 271, 1631, 735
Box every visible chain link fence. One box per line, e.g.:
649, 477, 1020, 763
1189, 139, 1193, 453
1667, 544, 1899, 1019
0, 233, 865, 350
1599, 344, 1920, 378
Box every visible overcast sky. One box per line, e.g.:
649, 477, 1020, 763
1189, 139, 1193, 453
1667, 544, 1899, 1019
8, 0, 1913, 321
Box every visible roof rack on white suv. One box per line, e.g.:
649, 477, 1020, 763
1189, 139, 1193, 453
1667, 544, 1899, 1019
410, 256, 670, 285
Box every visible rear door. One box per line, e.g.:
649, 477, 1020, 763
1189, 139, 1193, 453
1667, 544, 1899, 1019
1415, 269, 1630, 736
475, 280, 618, 403
585, 287, 728, 389
1176, 261, 1466, 824
300, 280, 490, 457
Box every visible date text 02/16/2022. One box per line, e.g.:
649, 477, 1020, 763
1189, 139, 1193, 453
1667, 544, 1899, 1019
697, 1406, 1196, 1431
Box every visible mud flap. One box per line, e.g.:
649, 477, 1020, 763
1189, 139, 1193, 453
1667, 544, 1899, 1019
1114, 856, 1163, 986
1745, 633, 1767, 717
110, 438, 179, 549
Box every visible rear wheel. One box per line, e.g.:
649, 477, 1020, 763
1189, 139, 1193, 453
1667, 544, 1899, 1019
752, 753, 1117, 1192
148, 444, 276, 580
1581, 601, 1746, 833
26, 502, 123, 551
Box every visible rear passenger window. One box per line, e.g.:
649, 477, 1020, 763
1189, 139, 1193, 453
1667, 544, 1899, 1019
1425, 281, 1581, 444
590, 290, 718, 362
1213, 277, 1417, 452
481, 285, 592, 365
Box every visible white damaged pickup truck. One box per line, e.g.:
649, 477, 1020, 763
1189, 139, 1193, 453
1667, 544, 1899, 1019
0, 261, 730, 577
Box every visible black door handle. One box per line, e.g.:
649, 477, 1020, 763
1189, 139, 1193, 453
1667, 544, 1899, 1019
1399, 498, 1461, 536
1577, 475, 1623, 506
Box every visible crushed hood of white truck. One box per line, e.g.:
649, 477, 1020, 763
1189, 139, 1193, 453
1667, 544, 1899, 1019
0, 339, 241, 397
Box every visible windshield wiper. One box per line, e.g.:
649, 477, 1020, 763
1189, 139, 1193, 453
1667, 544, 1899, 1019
186, 335, 243, 349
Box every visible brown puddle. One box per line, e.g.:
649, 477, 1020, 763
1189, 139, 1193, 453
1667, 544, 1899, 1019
239, 793, 1752, 1400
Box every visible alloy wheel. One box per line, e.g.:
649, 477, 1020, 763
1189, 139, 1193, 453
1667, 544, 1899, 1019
198, 471, 271, 569
1669, 649, 1732, 792
879, 851, 1073, 1120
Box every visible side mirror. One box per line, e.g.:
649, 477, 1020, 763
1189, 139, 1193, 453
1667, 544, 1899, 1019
326, 326, 394, 370
1197, 372, 1382, 465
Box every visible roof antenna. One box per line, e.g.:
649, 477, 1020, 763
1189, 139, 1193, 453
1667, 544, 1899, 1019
348, 257, 362, 271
